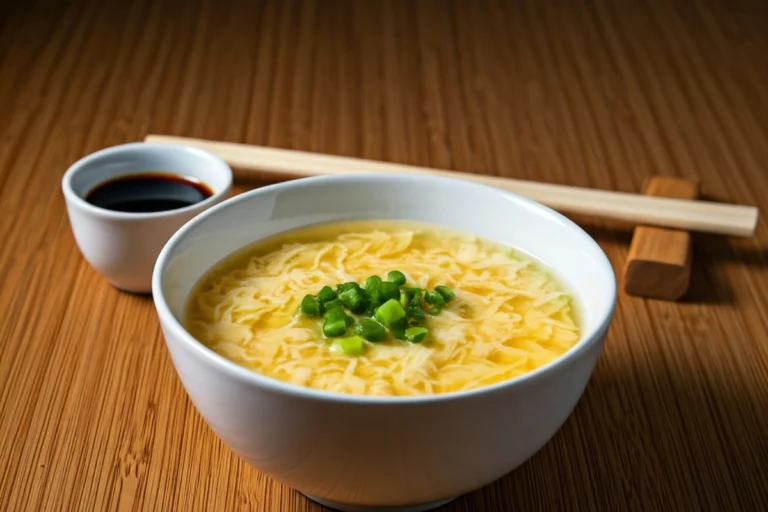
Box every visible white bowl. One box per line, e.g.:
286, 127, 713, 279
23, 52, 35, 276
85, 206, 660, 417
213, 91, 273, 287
62, 142, 232, 293
152, 174, 617, 511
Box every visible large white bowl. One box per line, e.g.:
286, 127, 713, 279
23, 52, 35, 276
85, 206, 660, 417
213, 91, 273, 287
152, 174, 617, 512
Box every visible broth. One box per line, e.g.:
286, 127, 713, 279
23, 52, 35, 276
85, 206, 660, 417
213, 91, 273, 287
185, 220, 581, 397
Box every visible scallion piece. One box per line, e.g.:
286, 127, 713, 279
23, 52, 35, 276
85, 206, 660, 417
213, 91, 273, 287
324, 307, 354, 326
379, 281, 400, 302
405, 327, 428, 343
428, 306, 442, 316
424, 290, 445, 307
323, 298, 343, 311
364, 292, 380, 317
339, 287, 367, 314
374, 298, 407, 330
387, 270, 406, 286
337, 281, 361, 294
407, 306, 426, 326
317, 285, 337, 303
332, 335, 365, 356
435, 285, 455, 302
364, 275, 382, 291
391, 329, 407, 341
404, 287, 422, 299
399, 289, 408, 309
299, 294, 321, 317
355, 319, 387, 342
323, 319, 347, 337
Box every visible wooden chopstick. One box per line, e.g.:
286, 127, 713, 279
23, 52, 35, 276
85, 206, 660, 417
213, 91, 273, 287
144, 134, 759, 237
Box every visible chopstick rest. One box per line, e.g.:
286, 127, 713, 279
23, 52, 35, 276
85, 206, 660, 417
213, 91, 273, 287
623, 177, 699, 300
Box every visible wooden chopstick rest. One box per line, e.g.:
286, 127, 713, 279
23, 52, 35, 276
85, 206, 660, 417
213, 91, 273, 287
623, 177, 700, 300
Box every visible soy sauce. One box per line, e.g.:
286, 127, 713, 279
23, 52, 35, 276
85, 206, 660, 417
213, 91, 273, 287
85, 172, 213, 213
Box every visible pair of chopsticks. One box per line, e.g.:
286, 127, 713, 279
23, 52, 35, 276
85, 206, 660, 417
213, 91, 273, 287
144, 134, 759, 238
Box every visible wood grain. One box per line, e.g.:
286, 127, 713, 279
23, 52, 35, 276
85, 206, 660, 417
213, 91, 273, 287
623, 177, 699, 300
1, 0, 767, 510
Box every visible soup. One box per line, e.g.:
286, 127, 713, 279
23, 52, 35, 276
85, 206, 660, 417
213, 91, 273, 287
185, 220, 580, 396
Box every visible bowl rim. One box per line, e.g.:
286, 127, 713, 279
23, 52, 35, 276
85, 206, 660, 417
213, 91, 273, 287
152, 173, 617, 404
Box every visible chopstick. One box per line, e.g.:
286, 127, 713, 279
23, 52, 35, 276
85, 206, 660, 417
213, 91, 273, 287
144, 134, 759, 237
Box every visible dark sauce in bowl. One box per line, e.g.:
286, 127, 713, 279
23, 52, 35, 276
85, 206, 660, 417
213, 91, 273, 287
85, 172, 214, 213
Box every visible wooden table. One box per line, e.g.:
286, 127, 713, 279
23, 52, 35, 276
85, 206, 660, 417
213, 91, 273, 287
2, 0, 767, 510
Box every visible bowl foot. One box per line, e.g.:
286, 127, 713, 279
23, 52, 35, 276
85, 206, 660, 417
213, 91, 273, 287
302, 494, 456, 512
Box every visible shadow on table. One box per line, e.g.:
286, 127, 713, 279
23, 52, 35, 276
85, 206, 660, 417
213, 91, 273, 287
577, 220, 767, 306
447, 354, 767, 511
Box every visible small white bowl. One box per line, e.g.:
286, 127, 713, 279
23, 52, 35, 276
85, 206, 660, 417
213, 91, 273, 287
62, 142, 232, 293
152, 174, 617, 511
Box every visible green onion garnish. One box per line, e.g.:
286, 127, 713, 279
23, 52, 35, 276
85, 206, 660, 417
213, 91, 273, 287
374, 298, 407, 330
337, 282, 361, 294
405, 327, 428, 343
424, 290, 445, 307
404, 287, 422, 299
339, 287, 367, 314
317, 285, 337, 303
435, 285, 455, 302
387, 270, 406, 286
355, 319, 387, 342
364, 275, 382, 291
304, 274, 454, 353
391, 329, 407, 341
333, 335, 365, 355
399, 289, 409, 308
323, 319, 347, 337
324, 307, 353, 326
407, 306, 426, 326
299, 294, 321, 317
323, 298, 343, 311
367, 288, 382, 310
379, 281, 400, 302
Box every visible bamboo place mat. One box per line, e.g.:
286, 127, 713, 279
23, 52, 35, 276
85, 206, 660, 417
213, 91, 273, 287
1, 0, 767, 510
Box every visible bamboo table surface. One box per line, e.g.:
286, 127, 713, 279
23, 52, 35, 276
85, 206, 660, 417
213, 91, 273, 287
1, 0, 767, 510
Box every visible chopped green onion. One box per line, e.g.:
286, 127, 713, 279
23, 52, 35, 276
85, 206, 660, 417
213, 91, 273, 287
387, 270, 406, 286
339, 287, 367, 313
324, 306, 345, 321
332, 335, 365, 356
364, 275, 382, 291
374, 298, 407, 330
435, 285, 455, 302
364, 291, 380, 317
317, 285, 337, 303
428, 306, 442, 316
337, 282, 361, 294
405, 327, 428, 343
424, 290, 445, 307
323, 319, 347, 337
355, 319, 387, 342
323, 298, 343, 311
324, 307, 354, 326
299, 294, 321, 317
407, 306, 425, 326
399, 289, 408, 308
379, 282, 400, 302
404, 287, 422, 299
391, 329, 407, 341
